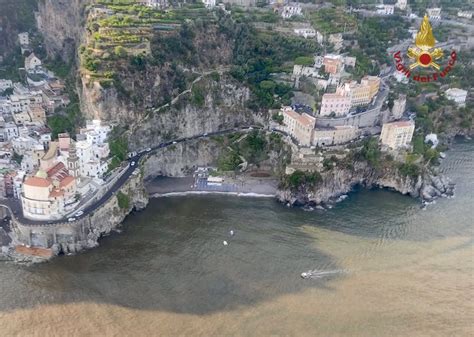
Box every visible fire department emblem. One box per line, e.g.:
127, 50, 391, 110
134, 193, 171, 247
407, 15, 444, 70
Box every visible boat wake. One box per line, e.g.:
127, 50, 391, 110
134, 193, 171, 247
300, 269, 347, 279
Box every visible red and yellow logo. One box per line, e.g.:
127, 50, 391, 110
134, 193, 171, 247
393, 14, 457, 82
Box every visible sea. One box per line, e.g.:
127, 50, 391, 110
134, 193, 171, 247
0, 139, 472, 336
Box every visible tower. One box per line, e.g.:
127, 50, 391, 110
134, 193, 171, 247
67, 141, 80, 179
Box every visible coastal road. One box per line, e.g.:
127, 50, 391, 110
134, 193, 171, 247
1, 126, 264, 226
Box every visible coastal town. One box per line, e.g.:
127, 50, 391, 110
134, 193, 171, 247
0, 0, 472, 260
0, 1, 473, 336
0, 33, 118, 223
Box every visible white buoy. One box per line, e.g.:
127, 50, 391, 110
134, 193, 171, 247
229, 230, 234, 236
223, 240, 228, 246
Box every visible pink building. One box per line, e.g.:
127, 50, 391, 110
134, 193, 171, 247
319, 87, 351, 117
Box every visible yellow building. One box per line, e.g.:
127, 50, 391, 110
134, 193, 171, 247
346, 76, 381, 107
281, 107, 316, 146
312, 125, 358, 147
380, 121, 415, 150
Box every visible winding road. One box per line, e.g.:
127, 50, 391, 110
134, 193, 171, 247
0, 126, 264, 226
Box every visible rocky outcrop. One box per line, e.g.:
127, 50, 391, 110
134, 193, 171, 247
80, 75, 265, 150
276, 162, 454, 206
143, 138, 224, 179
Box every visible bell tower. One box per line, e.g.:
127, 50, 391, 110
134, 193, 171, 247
68, 141, 80, 179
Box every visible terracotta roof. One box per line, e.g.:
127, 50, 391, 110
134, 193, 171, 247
47, 162, 67, 178
59, 175, 75, 188
49, 189, 65, 197
298, 113, 316, 127
24, 176, 51, 188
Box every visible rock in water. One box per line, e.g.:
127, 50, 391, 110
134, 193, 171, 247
223, 241, 228, 246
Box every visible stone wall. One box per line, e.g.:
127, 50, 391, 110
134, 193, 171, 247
315, 105, 384, 128
10, 169, 148, 258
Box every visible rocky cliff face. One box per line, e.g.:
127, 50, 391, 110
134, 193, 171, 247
276, 162, 454, 206
37, 0, 88, 60
81, 74, 265, 150
143, 138, 224, 179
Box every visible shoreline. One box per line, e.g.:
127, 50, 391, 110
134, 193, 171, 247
151, 191, 276, 198
145, 176, 279, 197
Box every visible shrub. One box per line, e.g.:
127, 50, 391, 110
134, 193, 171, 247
272, 113, 284, 124
282, 170, 322, 189
117, 191, 130, 209
398, 163, 421, 178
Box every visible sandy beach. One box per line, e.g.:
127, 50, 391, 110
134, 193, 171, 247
146, 176, 279, 196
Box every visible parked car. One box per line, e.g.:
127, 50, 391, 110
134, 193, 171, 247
172, 141, 177, 144
75, 210, 84, 217
146, 147, 151, 152
68, 217, 76, 222
131, 161, 136, 166
203, 133, 208, 136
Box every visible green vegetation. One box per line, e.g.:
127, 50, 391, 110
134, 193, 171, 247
217, 150, 242, 171
294, 56, 314, 66
239, 131, 268, 164
309, 7, 357, 34
12, 152, 23, 165
272, 113, 284, 124
108, 128, 128, 170
191, 83, 206, 107
117, 191, 130, 209
351, 15, 410, 65
280, 170, 322, 190
398, 162, 421, 178
225, 17, 320, 110
216, 130, 287, 172
357, 138, 381, 167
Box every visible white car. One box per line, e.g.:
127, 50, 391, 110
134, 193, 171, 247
203, 133, 208, 136
75, 210, 84, 217
131, 161, 135, 166
68, 217, 76, 222
146, 147, 151, 152
172, 141, 177, 144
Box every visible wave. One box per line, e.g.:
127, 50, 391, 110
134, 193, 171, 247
151, 191, 276, 198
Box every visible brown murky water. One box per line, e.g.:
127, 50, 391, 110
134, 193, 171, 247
0, 139, 472, 336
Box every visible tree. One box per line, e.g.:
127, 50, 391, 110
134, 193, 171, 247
114, 45, 127, 58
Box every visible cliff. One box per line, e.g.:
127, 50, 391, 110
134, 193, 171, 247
37, 0, 88, 60
276, 161, 454, 206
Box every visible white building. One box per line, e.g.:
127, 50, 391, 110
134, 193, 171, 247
380, 121, 415, 150
427, 8, 441, 20
18, 32, 29, 46
75, 120, 111, 179
376, 4, 394, 15
458, 11, 472, 19
395, 0, 407, 10
24, 53, 42, 71
445, 88, 468, 107
292, 65, 318, 78
294, 28, 316, 39
281, 4, 302, 19
202, 0, 216, 8
0, 79, 13, 92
